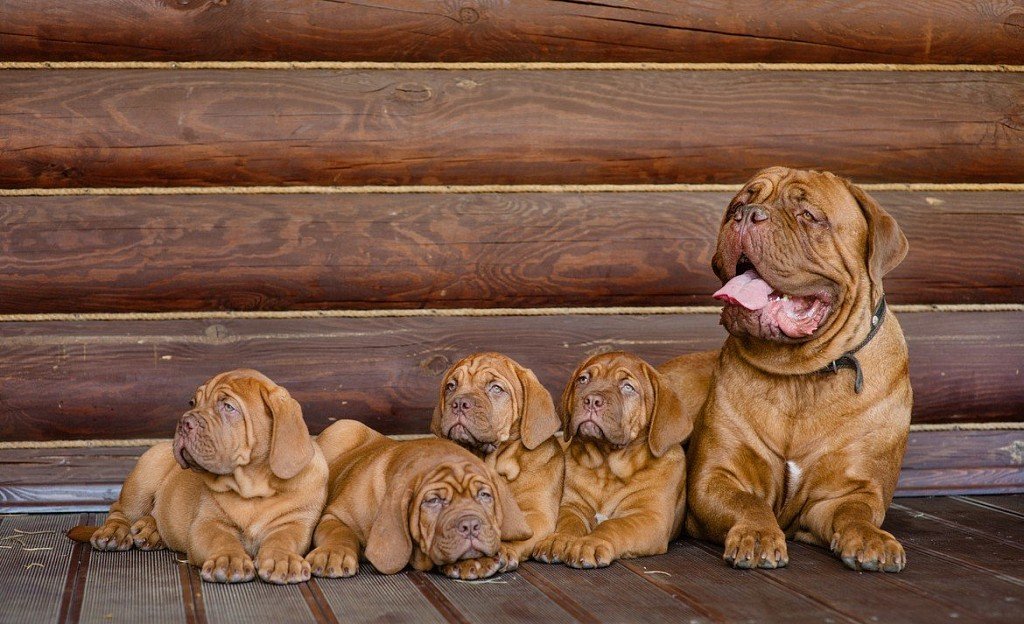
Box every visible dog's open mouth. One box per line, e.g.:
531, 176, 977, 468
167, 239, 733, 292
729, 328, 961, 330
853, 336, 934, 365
714, 257, 831, 338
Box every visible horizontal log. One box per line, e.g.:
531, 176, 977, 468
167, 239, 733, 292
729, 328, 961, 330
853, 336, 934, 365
3, 429, 1021, 512
3, 70, 1024, 188
1, 1, 1022, 64
1, 191, 1021, 313
0, 311, 1019, 441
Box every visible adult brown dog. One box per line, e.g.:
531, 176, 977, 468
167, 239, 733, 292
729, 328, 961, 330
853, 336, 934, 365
684, 166, 911, 572
306, 420, 532, 579
68, 369, 328, 584
431, 352, 563, 573
533, 352, 691, 568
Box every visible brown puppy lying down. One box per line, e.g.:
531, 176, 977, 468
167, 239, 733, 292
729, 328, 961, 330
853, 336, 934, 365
534, 352, 692, 568
686, 167, 911, 572
68, 370, 328, 584
306, 420, 532, 579
431, 352, 563, 574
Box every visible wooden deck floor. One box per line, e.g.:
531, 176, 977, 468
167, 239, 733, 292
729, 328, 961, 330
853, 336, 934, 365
1, 495, 1021, 624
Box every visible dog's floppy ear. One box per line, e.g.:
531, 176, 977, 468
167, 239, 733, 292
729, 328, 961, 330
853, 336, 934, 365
642, 363, 690, 458
513, 363, 559, 450
488, 467, 533, 542
842, 178, 909, 296
430, 368, 451, 438
364, 474, 416, 574
262, 384, 314, 480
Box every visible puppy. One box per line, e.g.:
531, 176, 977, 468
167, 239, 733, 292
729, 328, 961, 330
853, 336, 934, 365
68, 369, 328, 584
533, 352, 691, 568
306, 420, 532, 580
430, 352, 563, 575
685, 166, 911, 572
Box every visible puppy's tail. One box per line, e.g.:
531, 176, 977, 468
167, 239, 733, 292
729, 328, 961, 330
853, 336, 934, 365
67, 525, 99, 543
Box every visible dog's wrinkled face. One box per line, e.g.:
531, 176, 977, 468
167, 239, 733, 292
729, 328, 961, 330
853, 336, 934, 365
172, 369, 312, 480
562, 352, 656, 449
711, 167, 907, 343
434, 354, 519, 454
411, 462, 504, 566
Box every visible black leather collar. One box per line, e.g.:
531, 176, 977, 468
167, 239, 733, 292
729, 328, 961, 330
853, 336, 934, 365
818, 296, 887, 394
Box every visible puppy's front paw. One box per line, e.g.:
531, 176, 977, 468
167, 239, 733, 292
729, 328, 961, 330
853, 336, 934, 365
831, 524, 906, 572
563, 536, 614, 569
306, 545, 359, 578
496, 543, 520, 572
130, 516, 165, 551
256, 550, 311, 584
201, 553, 256, 583
532, 533, 573, 564
724, 523, 788, 569
440, 556, 502, 580
91, 520, 133, 551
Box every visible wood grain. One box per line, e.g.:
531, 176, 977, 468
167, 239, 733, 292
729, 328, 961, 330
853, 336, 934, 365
2, 191, 1021, 313
1, 1, 1022, 63
3, 70, 1024, 188
0, 311, 1019, 441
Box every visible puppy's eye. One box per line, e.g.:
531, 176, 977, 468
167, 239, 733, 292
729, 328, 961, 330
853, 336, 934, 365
221, 401, 236, 413
422, 495, 445, 508
489, 384, 504, 395
621, 382, 637, 394
188, 398, 195, 408
477, 490, 494, 504
578, 374, 589, 385
445, 380, 457, 392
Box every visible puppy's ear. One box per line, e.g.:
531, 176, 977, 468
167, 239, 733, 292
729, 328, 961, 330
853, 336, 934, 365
513, 363, 559, 450
642, 363, 691, 458
364, 477, 415, 574
489, 468, 533, 542
262, 384, 315, 480
559, 359, 589, 444
843, 178, 909, 295
430, 372, 449, 439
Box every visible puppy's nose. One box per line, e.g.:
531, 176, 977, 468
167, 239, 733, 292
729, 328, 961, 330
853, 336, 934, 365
456, 515, 481, 538
584, 394, 604, 409
451, 395, 474, 412
733, 204, 769, 226
180, 414, 200, 433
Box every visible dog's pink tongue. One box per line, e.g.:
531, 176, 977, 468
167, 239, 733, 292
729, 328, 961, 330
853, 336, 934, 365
713, 270, 773, 310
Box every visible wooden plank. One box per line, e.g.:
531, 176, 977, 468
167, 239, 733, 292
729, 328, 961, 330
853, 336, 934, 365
0, 311, 1020, 443
79, 550, 187, 624
897, 430, 1024, 497
0, 514, 81, 624
315, 571, 446, 624
1, 191, 1020, 314
622, 541, 852, 623
3, 70, 1024, 188
1, 1, 1022, 64
963, 494, 1024, 516
882, 505, 1024, 580
200, 576, 317, 624
523, 560, 707, 622
894, 498, 1024, 550
424, 570, 577, 624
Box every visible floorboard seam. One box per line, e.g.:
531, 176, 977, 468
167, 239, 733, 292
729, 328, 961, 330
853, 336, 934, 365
300, 580, 339, 624
891, 503, 1024, 551
516, 565, 600, 624
617, 559, 726, 622
408, 571, 472, 624
954, 495, 1024, 520
57, 514, 91, 624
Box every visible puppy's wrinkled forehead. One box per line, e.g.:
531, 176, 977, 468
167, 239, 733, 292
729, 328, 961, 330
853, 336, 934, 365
193, 370, 271, 407
423, 461, 491, 494
580, 353, 646, 384
739, 167, 860, 223
450, 354, 515, 384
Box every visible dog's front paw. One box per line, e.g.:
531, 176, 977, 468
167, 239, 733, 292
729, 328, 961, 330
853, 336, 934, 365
306, 545, 359, 578
201, 552, 256, 583
256, 549, 310, 584
130, 516, 165, 551
91, 520, 133, 551
831, 524, 905, 572
562, 536, 614, 569
496, 543, 520, 572
724, 523, 788, 569
439, 555, 502, 580
532, 533, 574, 564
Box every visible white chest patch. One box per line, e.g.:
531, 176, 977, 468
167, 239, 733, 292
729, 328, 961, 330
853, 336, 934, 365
786, 460, 802, 493
594, 513, 609, 525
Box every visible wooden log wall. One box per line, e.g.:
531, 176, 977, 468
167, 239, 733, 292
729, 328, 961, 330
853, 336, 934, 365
0, 1, 1022, 502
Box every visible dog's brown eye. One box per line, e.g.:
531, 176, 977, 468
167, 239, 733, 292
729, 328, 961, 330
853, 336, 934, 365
423, 495, 444, 508
621, 382, 637, 394
578, 374, 589, 385
445, 380, 456, 392
188, 398, 195, 408
221, 401, 236, 413
489, 384, 504, 395
477, 490, 493, 504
